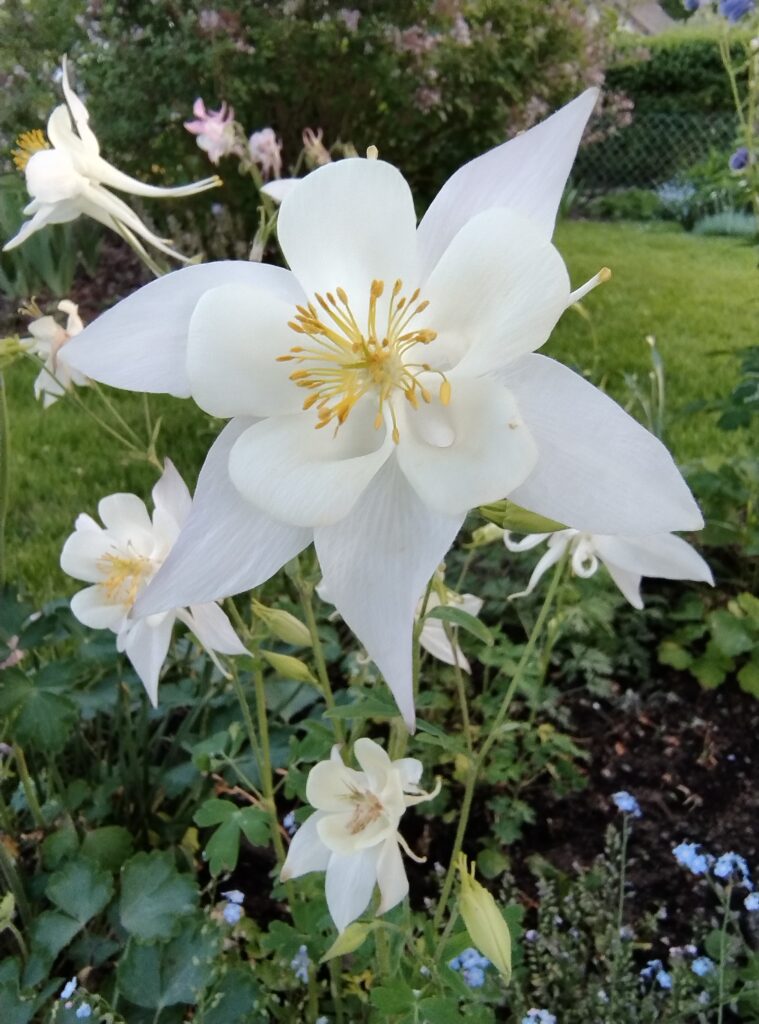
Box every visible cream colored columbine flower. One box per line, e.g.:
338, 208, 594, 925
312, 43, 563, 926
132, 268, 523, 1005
281, 738, 439, 932
4, 59, 220, 262
60, 460, 245, 704
504, 529, 713, 608
21, 299, 86, 407
64, 88, 704, 729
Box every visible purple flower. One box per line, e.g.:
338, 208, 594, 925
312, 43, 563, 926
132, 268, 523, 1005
683, 0, 700, 9
729, 147, 750, 172
720, 0, 756, 20
692, 957, 714, 977
673, 841, 712, 876
290, 944, 311, 983
612, 791, 642, 817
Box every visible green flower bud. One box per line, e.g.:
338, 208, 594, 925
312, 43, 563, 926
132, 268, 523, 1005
456, 854, 511, 981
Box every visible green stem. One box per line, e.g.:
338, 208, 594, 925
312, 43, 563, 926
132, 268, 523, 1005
0, 839, 31, 929
610, 815, 630, 1017
376, 925, 392, 981
328, 960, 346, 1024
298, 584, 344, 743
7, 922, 27, 961
449, 627, 473, 754
0, 372, 8, 586
253, 664, 288, 867
12, 745, 44, 828
230, 665, 264, 778
717, 883, 732, 1024
432, 555, 567, 934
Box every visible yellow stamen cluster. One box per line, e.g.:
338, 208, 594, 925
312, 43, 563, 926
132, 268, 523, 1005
346, 786, 384, 835
98, 551, 154, 609
278, 279, 449, 443
12, 130, 50, 172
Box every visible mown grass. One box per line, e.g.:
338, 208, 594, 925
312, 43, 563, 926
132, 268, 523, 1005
5, 219, 757, 601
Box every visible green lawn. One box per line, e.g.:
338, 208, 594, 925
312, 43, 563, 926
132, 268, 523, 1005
5, 220, 757, 601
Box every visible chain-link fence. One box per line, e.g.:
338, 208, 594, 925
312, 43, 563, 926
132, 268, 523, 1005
573, 111, 737, 192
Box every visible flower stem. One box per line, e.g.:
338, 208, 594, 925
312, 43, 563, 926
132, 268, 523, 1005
0, 372, 8, 587
717, 883, 732, 1024
432, 555, 567, 934
252, 663, 288, 867
0, 839, 31, 930
12, 745, 44, 829
297, 581, 344, 743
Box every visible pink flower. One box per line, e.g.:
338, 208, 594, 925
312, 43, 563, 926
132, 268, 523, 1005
184, 98, 239, 165
248, 128, 283, 180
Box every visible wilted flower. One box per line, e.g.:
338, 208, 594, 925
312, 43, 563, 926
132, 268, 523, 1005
673, 841, 712, 876
302, 127, 332, 167
66, 89, 703, 729
5, 60, 220, 260
612, 791, 642, 818
184, 98, 240, 165
280, 738, 439, 931
505, 529, 712, 608
720, 0, 755, 20
21, 299, 86, 407
248, 128, 283, 180
729, 146, 750, 171
60, 460, 245, 704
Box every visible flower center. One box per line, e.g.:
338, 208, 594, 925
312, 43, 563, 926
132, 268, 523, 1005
278, 279, 449, 443
98, 550, 154, 608
346, 787, 385, 835
12, 130, 50, 172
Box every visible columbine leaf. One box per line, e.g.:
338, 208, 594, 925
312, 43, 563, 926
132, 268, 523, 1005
117, 919, 220, 1009
46, 858, 114, 926
119, 852, 198, 942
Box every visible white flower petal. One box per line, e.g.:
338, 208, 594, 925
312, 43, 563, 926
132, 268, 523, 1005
423, 208, 569, 373
416, 88, 599, 279
97, 493, 153, 543
187, 283, 304, 418
419, 618, 471, 672
277, 159, 418, 323
261, 178, 300, 204
324, 847, 381, 932
60, 526, 113, 583
396, 374, 538, 516
3, 199, 80, 251
375, 838, 409, 915
123, 615, 176, 706
61, 58, 99, 157
317, 811, 392, 855
315, 459, 464, 729
503, 531, 551, 553
70, 585, 125, 630
180, 603, 247, 655
280, 811, 331, 880
508, 534, 570, 600
151, 459, 192, 532
133, 419, 311, 616
25, 148, 81, 203
603, 562, 644, 609
503, 355, 704, 534
228, 404, 393, 528
306, 759, 366, 812
354, 738, 393, 792
593, 534, 713, 585
64, 261, 302, 397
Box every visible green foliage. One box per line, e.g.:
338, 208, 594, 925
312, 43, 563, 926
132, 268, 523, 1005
119, 852, 199, 942
586, 187, 664, 222
193, 799, 270, 875
608, 28, 749, 115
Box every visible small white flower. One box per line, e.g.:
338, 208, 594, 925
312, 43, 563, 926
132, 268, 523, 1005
22, 299, 86, 407
60, 460, 246, 703
281, 738, 439, 931
419, 580, 483, 672
504, 529, 713, 607
4, 59, 220, 261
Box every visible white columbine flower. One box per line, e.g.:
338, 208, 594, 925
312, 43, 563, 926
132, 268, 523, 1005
504, 530, 713, 608
281, 738, 439, 932
4, 59, 220, 262
22, 299, 86, 407
419, 578, 483, 672
64, 88, 703, 728
60, 460, 246, 703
